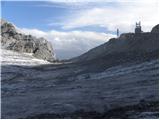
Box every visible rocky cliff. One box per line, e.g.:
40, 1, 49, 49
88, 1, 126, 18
1, 19, 56, 62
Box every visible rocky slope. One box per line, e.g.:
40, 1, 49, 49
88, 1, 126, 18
1, 24, 159, 119
1, 54, 158, 119
1, 19, 55, 62
72, 24, 159, 63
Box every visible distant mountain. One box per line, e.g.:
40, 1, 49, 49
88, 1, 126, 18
1, 19, 56, 62
72, 25, 159, 65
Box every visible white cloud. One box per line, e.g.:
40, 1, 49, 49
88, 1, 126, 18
60, 0, 158, 32
17, 28, 47, 37
17, 28, 115, 59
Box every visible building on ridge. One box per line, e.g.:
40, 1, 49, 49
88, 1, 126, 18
135, 21, 142, 33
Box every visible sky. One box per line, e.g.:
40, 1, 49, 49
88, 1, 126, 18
1, 0, 159, 59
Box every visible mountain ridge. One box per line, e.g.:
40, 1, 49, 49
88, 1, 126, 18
71, 24, 159, 63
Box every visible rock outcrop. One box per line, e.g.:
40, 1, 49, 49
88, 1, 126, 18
1, 19, 56, 62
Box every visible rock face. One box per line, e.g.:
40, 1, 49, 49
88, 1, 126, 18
72, 24, 159, 63
1, 19, 55, 62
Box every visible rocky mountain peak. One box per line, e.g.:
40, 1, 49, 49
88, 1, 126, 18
1, 19, 56, 62
1, 19, 17, 35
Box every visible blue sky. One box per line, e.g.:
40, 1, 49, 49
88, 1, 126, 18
2, 1, 71, 31
1, 1, 115, 33
1, 0, 158, 59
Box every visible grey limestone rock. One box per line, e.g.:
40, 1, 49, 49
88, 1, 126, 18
1, 19, 56, 62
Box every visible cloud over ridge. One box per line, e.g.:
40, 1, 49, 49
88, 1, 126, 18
17, 27, 115, 59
